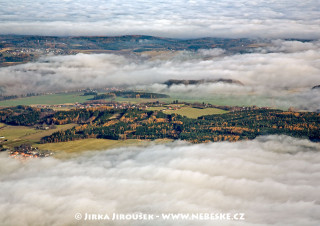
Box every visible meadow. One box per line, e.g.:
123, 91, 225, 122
0, 120, 171, 156
35, 139, 143, 155
0, 91, 278, 109
163, 107, 228, 118
35, 138, 174, 158
0, 93, 93, 107
0, 124, 77, 148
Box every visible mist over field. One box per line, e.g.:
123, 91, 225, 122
0, 136, 319, 226
0, 40, 319, 110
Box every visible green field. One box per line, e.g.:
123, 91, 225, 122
0, 92, 272, 108
0, 90, 292, 111
0, 124, 77, 148
163, 107, 228, 118
35, 138, 173, 158
0, 121, 172, 157
0, 93, 94, 107
114, 97, 172, 104
22, 124, 78, 142
0, 125, 37, 140
147, 107, 167, 111
0, 93, 171, 107
114, 93, 268, 107
36, 139, 142, 153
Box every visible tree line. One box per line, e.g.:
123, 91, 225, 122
1, 106, 319, 143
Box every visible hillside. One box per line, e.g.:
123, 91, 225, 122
0, 35, 262, 66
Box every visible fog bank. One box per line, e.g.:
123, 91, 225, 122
1, 136, 320, 226
1, 0, 320, 38
0, 40, 319, 110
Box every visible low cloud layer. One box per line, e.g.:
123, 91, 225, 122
0, 40, 319, 110
0, 0, 320, 38
0, 136, 320, 226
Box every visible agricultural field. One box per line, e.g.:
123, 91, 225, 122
0, 124, 77, 148
0, 92, 173, 107
35, 138, 173, 158
113, 97, 173, 104
21, 124, 78, 143
167, 93, 293, 110
147, 107, 167, 111
35, 139, 143, 155
163, 107, 228, 118
0, 92, 94, 107
0, 91, 278, 109
0, 125, 37, 141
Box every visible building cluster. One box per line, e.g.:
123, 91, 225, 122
0, 47, 67, 55
34, 100, 164, 111
9, 145, 53, 160
33, 100, 271, 113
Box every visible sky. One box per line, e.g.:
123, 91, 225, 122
0, 0, 320, 38
1, 136, 320, 226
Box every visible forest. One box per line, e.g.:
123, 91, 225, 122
0, 106, 319, 144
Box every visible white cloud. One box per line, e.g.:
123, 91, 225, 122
1, 40, 319, 110
0, 0, 319, 38
258, 40, 320, 53
1, 41, 320, 93
0, 136, 320, 225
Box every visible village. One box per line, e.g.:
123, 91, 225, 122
7, 144, 53, 160
32, 99, 270, 113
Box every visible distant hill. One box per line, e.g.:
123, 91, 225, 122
0, 35, 257, 52
312, 85, 320, 90
0, 35, 264, 67
164, 79, 244, 87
